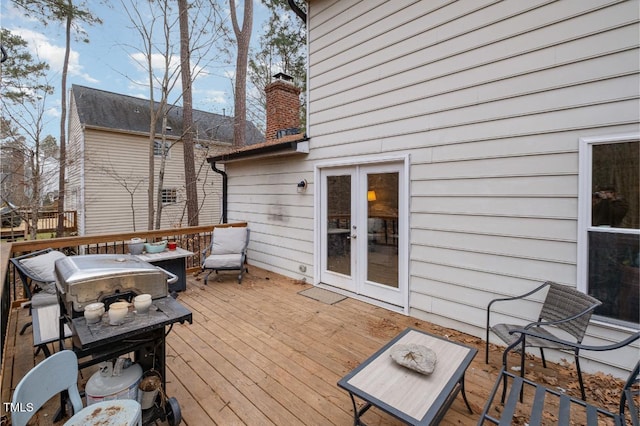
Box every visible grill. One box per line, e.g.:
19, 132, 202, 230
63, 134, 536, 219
55, 254, 173, 315
54, 253, 190, 425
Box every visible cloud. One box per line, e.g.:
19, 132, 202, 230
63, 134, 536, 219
200, 89, 228, 105
10, 27, 99, 84
129, 52, 181, 75
45, 106, 61, 119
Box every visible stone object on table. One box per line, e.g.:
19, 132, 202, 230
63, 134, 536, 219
390, 343, 437, 375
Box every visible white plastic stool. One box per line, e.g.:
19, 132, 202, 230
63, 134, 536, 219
64, 399, 142, 426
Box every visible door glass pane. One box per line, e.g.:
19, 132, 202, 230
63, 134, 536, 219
367, 172, 398, 287
327, 175, 351, 276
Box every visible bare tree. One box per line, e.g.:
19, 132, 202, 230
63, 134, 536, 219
121, 0, 178, 230
122, 0, 227, 229
248, 0, 306, 134
178, 0, 198, 226
229, 0, 253, 147
1, 29, 58, 238
12, 0, 102, 237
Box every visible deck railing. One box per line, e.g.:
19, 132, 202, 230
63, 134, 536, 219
0, 222, 247, 361
1, 209, 77, 240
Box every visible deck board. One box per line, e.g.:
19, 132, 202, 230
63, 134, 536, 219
1, 265, 627, 425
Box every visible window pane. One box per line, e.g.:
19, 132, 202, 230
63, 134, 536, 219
154, 141, 170, 156
161, 189, 177, 204
588, 231, 639, 323
591, 142, 639, 229
367, 172, 398, 287
588, 140, 639, 324
327, 175, 351, 276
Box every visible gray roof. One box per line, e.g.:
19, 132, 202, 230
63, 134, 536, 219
71, 84, 264, 145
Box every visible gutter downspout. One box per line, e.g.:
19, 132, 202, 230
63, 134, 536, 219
210, 161, 227, 223
287, 0, 306, 22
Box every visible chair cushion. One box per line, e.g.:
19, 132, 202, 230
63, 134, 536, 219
31, 292, 59, 307
19, 251, 67, 283
211, 227, 247, 255
204, 253, 243, 269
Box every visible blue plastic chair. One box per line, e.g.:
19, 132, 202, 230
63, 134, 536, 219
11, 350, 142, 426
11, 350, 83, 426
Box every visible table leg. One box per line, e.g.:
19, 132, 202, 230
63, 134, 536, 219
348, 392, 372, 426
460, 373, 473, 414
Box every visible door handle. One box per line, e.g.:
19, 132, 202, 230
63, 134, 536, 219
349, 234, 357, 239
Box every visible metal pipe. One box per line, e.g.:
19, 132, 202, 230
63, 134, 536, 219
210, 161, 227, 224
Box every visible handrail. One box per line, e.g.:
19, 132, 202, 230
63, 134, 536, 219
1, 241, 12, 368
8, 223, 246, 255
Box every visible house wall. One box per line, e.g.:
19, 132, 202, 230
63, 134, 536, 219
66, 95, 84, 232
225, 0, 639, 376
225, 156, 314, 279
66, 113, 227, 234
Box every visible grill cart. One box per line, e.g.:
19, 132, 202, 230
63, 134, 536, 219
55, 254, 193, 425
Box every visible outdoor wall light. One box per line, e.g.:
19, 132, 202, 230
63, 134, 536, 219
297, 179, 308, 193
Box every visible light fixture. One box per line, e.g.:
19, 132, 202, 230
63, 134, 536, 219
297, 179, 307, 193
367, 190, 377, 201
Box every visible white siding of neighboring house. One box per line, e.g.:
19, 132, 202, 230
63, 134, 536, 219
224, 0, 639, 376
66, 101, 228, 234
66, 95, 84, 232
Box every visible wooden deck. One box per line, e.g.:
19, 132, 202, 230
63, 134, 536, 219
1, 265, 628, 425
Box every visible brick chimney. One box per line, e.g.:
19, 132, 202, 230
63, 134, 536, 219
265, 73, 301, 141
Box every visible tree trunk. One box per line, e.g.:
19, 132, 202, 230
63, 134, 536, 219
178, 0, 199, 226
57, 0, 72, 237
230, 0, 253, 148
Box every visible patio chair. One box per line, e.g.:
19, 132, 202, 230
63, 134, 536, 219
11, 350, 142, 426
486, 281, 602, 400
10, 248, 67, 335
202, 226, 250, 284
478, 329, 640, 425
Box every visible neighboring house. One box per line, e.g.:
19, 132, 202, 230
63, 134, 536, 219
0, 142, 58, 208
67, 85, 263, 235
208, 1, 639, 376
0, 144, 27, 206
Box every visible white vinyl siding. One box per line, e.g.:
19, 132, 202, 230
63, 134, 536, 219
225, 158, 314, 280
66, 96, 85, 233
78, 128, 225, 234
303, 0, 639, 375
217, 0, 637, 376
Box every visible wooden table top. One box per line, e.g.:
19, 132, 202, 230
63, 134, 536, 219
338, 327, 477, 425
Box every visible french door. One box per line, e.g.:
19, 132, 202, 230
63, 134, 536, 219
319, 162, 406, 307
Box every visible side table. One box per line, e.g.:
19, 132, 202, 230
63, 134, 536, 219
338, 327, 477, 425
136, 248, 194, 293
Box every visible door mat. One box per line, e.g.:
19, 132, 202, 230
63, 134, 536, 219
298, 287, 346, 305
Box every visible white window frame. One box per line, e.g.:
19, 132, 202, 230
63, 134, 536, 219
161, 188, 178, 205
577, 132, 639, 325
154, 140, 171, 157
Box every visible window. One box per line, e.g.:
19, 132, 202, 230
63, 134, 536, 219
579, 134, 639, 325
154, 140, 170, 157
161, 189, 177, 204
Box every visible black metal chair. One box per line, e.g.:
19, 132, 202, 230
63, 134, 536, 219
486, 281, 602, 400
478, 329, 640, 425
10, 248, 67, 335
201, 226, 250, 284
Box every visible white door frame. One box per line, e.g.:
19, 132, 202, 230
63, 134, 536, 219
314, 154, 410, 314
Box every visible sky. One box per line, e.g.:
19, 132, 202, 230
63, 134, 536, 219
1, 0, 271, 142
